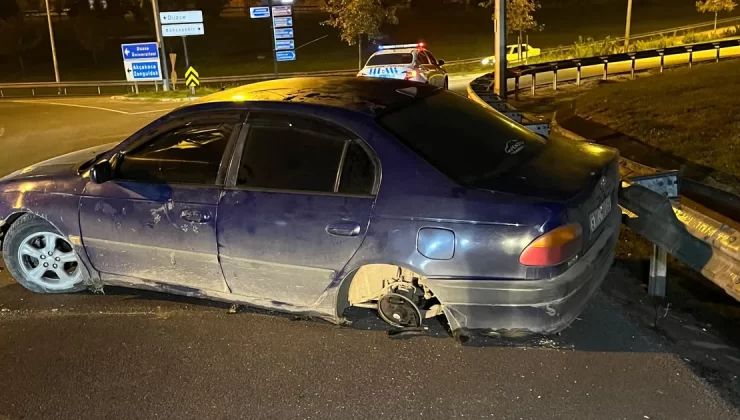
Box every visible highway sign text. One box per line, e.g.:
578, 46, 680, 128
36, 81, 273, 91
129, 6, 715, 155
275, 39, 295, 51
273, 28, 294, 39
162, 23, 205, 37
160, 10, 203, 24
276, 50, 296, 62
250, 7, 270, 18
124, 60, 162, 82
272, 5, 292, 16
273, 16, 293, 28
121, 42, 159, 60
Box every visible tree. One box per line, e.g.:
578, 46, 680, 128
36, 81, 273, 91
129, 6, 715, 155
0, 0, 19, 20
0, 16, 42, 77
479, 0, 542, 60
321, 0, 410, 68
696, 0, 737, 32
194, 0, 228, 17
74, 12, 106, 65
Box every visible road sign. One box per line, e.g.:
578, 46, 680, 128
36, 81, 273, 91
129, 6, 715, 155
124, 60, 162, 82
121, 42, 159, 60
160, 10, 203, 24
276, 50, 296, 62
185, 66, 200, 87
273, 16, 292, 28
273, 28, 294, 39
275, 39, 295, 51
250, 6, 270, 18
272, 5, 292, 16
162, 23, 205, 37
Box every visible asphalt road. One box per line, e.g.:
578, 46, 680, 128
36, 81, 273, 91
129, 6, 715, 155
0, 98, 738, 419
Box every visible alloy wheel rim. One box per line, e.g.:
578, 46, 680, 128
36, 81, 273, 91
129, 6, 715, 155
16, 232, 82, 290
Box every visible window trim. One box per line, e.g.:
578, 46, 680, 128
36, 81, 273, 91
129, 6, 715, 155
110, 111, 246, 188
223, 111, 380, 197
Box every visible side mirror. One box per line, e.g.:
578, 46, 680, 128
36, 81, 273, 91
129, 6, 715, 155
438, 59, 445, 66
90, 160, 113, 184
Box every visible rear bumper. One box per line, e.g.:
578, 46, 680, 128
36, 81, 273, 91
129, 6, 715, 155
425, 209, 620, 336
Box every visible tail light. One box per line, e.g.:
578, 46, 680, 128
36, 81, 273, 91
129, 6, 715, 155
404, 70, 418, 80
519, 223, 583, 267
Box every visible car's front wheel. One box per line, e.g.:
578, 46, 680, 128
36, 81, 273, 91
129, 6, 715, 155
2, 214, 86, 293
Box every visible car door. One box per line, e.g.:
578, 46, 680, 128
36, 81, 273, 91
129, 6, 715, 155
416, 50, 439, 86
79, 110, 245, 293
217, 111, 378, 307
425, 51, 446, 85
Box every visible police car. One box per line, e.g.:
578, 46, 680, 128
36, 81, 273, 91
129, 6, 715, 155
358, 43, 449, 89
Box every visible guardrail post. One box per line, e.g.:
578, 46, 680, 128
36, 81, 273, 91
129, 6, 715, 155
714, 43, 721, 62
531, 73, 537, 96
97, 86, 101, 95
602, 58, 608, 80
575, 61, 582, 86
32, 88, 35, 96
686, 46, 694, 68
628, 53, 636, 79
155, 81, 159, 92
63, 87, 67, 95
649, 245, 668, 297
658, 49, 665, 73
514, 73, 520, 100
552, 65, 558, 91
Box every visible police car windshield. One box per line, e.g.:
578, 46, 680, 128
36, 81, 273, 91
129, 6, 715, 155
378, 90, 546, 185
366, 53, 413, 66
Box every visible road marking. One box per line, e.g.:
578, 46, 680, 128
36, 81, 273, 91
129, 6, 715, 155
8, 100, 174, 116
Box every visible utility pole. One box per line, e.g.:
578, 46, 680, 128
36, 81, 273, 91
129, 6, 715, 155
494, 0, 507, 98
44, 0, 60, 83
358, 34, 362, 70
152, 0, 170, 91
624, 0, 633, 50
269, 0, 279, 78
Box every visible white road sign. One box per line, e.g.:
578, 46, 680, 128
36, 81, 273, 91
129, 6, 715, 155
160, 10, 203, 24
272, 6, 292, 16
162, 23, 205, 37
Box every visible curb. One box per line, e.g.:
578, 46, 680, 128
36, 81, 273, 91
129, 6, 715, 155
110, 95, 198, 103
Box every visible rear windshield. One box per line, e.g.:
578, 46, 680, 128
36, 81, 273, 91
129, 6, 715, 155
366, 53, 413, 66
378, 90, 546, 185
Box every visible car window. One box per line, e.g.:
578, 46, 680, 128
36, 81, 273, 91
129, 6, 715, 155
425, 51, 439, 65
238, 113, 369, 194
338, 142, 376, 195
116, 112, 240, 185
366, 53, 413, 66
416, 51, 430, 65
510, 46, 519, 55
521, 45, 529, 53
377, 89, 545, 186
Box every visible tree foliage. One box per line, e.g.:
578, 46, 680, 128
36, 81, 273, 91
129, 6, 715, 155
74, 12, 107, 64
0, 0, 20, 20
478, 0, 542, 35
696, 0, 737, 14
0, 16, 42, 75
320, 0, 409, 45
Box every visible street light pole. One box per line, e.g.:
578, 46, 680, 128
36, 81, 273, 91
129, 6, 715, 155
44, 0, 60, 83
151, 0, 170, 91
624, 0, 633, 50
494, 0, 507, 98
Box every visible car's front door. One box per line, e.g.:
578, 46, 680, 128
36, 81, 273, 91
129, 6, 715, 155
416, 51, 440, 86
424, 51, 445, 86
80, 110, 245, 293
217, 112, 378, 307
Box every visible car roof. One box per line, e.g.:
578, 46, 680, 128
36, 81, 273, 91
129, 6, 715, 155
189, 77, 441, 116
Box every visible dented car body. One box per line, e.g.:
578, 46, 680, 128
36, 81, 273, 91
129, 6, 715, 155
0, 77, 620, 337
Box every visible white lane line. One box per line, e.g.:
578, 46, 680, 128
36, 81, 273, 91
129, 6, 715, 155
8, 100, 174, 116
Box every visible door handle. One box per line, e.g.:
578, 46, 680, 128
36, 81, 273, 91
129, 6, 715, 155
180, 209, 211, 224
326, 222, 361, 237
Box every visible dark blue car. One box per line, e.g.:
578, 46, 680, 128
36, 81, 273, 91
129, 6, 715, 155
0, 77, 620, 337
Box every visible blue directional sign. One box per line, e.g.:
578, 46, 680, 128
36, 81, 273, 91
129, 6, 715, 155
276, 50, 296, 62
273, 16, 292, 28
273, 28, 294, 39
250, 6, 270, 18
275, 39, 295, 51
124, 60, 162, 81
121, 42, 159, 60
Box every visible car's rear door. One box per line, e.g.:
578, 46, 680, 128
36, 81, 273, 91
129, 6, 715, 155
79, 110, 245, 293
424, 51, 446, 86
416, 51, 439, 86
216, 111, 378, 307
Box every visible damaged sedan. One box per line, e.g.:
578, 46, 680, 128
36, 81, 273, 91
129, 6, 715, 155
0, 77, 620, 339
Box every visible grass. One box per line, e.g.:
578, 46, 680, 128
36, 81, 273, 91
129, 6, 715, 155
573, 59, 740, 179
125, 86, 220, 99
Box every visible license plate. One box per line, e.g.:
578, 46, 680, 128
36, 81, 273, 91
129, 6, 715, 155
589, 196, 612, 233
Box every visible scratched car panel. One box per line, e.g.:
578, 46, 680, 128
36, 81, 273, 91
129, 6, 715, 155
0, 77, 621, 338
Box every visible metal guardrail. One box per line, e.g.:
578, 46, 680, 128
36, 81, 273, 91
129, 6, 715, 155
497, 38, 740, 95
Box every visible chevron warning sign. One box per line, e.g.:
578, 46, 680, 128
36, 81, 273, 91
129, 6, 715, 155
185, 66, 200, 87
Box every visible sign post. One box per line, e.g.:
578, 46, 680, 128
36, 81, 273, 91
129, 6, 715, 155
151, 0, 169, 91
271, 2, 296, 76
160, 10, 204, 91
494, 0, 507, 98
121, 42, 163, 89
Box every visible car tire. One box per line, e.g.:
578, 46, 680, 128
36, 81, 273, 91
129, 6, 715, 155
2, 214, 87, 294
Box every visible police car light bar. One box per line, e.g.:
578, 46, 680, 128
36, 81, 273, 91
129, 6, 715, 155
378, 43, 425, 50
